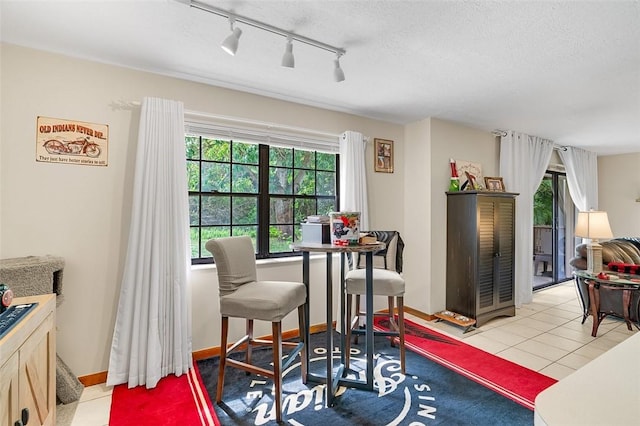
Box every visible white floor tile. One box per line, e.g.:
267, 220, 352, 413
546, 326, 596, 344
79, 384, 113, 403
509, 316, 558, 332
531, 333, 585, 352
555, 352, 593, 370
495, 347, 553, 371
514, 339, 570, 362
461, 333, 510, 354
538, 363, 576, 381
70, 395, 111, 426
474, 328, 529, 347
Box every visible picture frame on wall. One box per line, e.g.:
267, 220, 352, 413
374, 138, 394, 173
484, 176, 505, 192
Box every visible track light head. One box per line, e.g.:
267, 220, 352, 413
333, 55, 345, 82
281, 36, 295, 68
221, 18, 242, 56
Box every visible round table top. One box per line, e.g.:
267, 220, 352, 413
290, 241, 385, 253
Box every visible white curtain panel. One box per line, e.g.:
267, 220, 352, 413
558, 147, 598, 211
339, 131, 369, 231
107, 97, 192, 389
500, 131, 554, 306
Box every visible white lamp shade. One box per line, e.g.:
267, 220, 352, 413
334, 58, 345, 82
575, 210, 613, 240
281, 39, 294, 68
221, 27, 242, 56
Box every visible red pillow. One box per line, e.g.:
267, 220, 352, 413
607, 262, 640, 275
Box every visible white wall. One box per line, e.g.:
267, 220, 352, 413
598, 153, 640, 237
0, 44, 404, 377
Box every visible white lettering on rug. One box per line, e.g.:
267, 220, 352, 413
248, 347, 437, 425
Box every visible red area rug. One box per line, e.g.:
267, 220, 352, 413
109, 365, 219, 425
375, 317, 558, 409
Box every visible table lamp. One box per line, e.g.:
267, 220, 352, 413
575, 210, 613, 274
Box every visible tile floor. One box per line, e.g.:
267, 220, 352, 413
62, 280, 638, 425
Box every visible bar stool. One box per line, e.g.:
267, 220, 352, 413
206, 236, 307, 423
344, 231, 406, 374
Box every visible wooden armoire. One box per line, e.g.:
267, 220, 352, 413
446, 191, 518, 327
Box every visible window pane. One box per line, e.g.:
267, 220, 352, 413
317, 171, 335, 196
189, 195, 199, 226
232, 142, 258, 164
294, 169, 315, 195
190, 227, 200, 258
317, 152, 335, 171
270, 198, 292, 224
202, 195, 230, 225
269, 225, 293, 253
269, 146, 292, 167
202, 162, 230, 192
318, 198, 336, 215
202, 138, 229, 161
269, 167, 292, 194
294, 150, 314, 169
186, 135, 200, 160
200, 226, 230, 258
294, 224, 302, 242
232, 196, 258, 225
295, 198, 315, 224
187, 160, 200, 191
232, 226, 258, 247
232, 164, 259, 193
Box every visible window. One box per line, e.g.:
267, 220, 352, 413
187, 135, 339, 263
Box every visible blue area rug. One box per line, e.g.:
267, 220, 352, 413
196, 330, 534, 425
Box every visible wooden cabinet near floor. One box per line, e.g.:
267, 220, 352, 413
0, 294, 56, 426
446, 191, 518, 327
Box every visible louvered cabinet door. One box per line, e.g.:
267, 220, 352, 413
446, 191, 517, 327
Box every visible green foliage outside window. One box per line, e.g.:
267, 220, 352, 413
187, 135, 337, 261
534, 179, 553, 226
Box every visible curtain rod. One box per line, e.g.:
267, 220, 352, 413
109, 100, 340, 139
492, 128, 567, 151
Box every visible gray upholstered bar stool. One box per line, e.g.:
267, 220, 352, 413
206, 236, 307, 423
345, 231, 406, 374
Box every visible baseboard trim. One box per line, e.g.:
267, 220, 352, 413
78, 306, 431, 387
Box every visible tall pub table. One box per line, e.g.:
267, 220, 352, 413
290, 241, 385, 407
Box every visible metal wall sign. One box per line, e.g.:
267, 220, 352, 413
36, 116, 109, 166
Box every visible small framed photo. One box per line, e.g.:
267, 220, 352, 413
374, 138, 394, 173
484, 176, 505, 192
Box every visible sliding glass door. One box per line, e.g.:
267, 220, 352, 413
533, 171, 574, 289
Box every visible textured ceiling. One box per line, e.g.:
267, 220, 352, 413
1, 0, 639, 155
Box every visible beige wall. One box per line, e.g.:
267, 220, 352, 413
402, 118, 432, 314
0, 44, 404, 377
598, 153, 640, 237
428, 118, 500, 313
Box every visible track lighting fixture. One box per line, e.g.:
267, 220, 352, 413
188, 0, 346, 82
334, 55, 345, 82
221, 17, 242, 56
281, 36, 295, 68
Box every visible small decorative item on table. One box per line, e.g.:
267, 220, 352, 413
329, 212, 361, 245
448, 158, 460, 192
484, 176, 505, 192
463, 171, 479, 190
